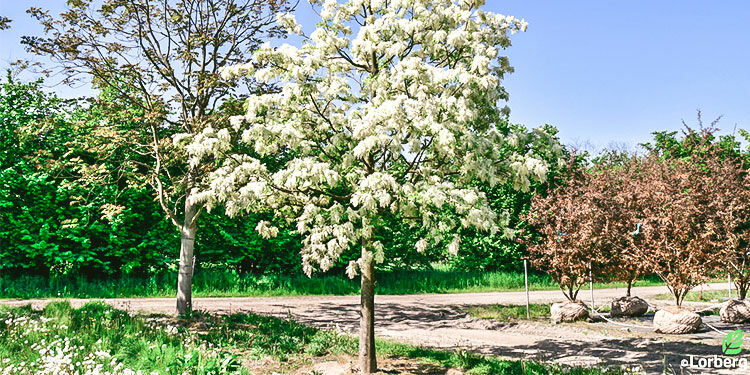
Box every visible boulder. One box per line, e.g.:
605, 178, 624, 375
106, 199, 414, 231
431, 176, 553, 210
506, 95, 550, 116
720, 299, 750, 324
610, 296, 649, 317
551, 300, 589, 324
653, 306, 702, 334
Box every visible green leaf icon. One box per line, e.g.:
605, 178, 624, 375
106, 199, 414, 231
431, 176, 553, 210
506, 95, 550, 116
722, 329, 744, 355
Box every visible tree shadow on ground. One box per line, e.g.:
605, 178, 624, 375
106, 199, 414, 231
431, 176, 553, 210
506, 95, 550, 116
228, 301, 750, 375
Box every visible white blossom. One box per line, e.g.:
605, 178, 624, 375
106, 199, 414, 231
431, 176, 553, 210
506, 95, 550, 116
187, 0, 559, 276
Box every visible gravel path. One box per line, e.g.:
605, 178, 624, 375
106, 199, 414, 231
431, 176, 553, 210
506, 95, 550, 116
2, 283, 746, 374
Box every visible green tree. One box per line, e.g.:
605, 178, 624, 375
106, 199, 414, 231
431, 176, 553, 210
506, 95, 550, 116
24, 0, 291, 314
450, 124, 567, 271
0, 73, 178, 276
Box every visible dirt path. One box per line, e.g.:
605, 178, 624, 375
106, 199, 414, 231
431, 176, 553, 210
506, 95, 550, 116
2, 283, 745, 374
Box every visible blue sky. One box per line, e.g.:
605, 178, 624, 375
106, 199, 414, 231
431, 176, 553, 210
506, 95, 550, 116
1, 1, 749, 150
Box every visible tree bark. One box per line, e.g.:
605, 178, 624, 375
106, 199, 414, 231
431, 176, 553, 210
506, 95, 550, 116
738, 280, 748, 300
626, 279, 632, 297
176, 198, 198, 315
358, 243, 377, 374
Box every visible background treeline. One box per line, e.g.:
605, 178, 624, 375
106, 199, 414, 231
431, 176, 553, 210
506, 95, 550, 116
0, 74, 563, 280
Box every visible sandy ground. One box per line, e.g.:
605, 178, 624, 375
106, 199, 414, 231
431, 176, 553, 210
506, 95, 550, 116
3, 283, 747, 374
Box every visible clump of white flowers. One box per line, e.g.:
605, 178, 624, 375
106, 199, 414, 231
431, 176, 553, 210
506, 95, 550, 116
0, 312, 140, 375
188, 0, 561, 277
0, 309, 231, 375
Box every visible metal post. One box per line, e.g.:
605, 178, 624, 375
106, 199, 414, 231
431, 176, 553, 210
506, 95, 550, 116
729, 273, 733, 300
589, 263, 594, 313
524, 259, 530, 319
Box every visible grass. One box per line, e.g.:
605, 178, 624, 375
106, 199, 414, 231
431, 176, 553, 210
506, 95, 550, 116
0, 301, 248, 374
466, 304, 551, 321
0, 301, 624, 375
654, 289, 735, 303
0, 268, 667, 299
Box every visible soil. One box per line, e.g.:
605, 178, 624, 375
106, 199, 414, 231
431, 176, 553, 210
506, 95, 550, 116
3, 283, 747, 374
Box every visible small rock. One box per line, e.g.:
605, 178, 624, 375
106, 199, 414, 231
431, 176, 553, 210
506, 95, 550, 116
610, 296, 649, 317
720, 299, 750, 323
550, 300, 589, 324
653, 306, 702, 334
446, 369, 465, 375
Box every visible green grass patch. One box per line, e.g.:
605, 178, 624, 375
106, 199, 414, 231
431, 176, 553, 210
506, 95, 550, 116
0, 301, 249, 374
654, 289, 734, 303
0, 268, 666, 299
0, 301, 622, 375
466, 304, 551, 321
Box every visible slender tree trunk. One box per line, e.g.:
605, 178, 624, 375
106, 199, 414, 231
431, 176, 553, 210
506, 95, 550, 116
626, 279, 632, 297
176, 198, 198, 315
738, 280, 748, 300
358, 241, 377, 374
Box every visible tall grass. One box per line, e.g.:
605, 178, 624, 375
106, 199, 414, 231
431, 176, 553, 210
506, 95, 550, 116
0, 268, 665, 299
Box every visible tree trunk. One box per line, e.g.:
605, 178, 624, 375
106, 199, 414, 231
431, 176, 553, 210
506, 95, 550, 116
626, 279, 632, 297
738, 280, 748, 300
176, 198, 198, 315
358, 245, 377, 374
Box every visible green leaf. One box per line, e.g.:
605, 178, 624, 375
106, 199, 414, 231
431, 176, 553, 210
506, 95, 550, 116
722, 329, 744, 355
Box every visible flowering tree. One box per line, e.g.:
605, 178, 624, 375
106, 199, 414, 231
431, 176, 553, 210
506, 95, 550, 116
187, 0, 557, 372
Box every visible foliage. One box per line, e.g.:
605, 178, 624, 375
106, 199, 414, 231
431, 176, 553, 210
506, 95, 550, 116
450, 124, 567, 272
189, 1, 557, 370
24, 0, 294, 314
710, 153, 750, 299
188, 0, 551, 277
524, 155, 607, 301
526, 120, 750, 306
0, 74, 174, 276
0, 301, 247, 374
642, 120, 750, 300
0, 73, 309, 277
588, 153, 651, 296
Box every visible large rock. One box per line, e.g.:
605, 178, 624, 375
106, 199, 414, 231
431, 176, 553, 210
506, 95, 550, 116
610, 296, 649, 317
653, 306, 702, 334
551, 300, 589, 324
720, 299, 750, 323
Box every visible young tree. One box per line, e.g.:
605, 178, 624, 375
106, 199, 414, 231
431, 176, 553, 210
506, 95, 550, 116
643, 122, 750, 300
703, 145, 750, 299
525, 156, 607, 301
590, 153, 651, 297
634, 154, 722, 306
23, 0, 291, 314
187, 1, 555, 372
